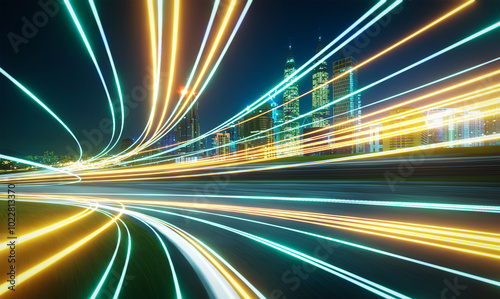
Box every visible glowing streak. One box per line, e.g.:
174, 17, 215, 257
90, 216, 121, 299
228, 0, 475, 131
0, 154, 81, 183
0, 203, 95, 250
162, 0, 237, 135
123, 206, 411, 299
0, 68, 83, 161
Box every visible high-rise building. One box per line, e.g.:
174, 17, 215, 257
332, 54, 362, 154
238, 102, 275, 159
426, 108, 455, 144
214, 133, 230, 158
174, 101, 201, 154
282, 45, 301, 157
365, 124, 383, 153
383, 107, 428, 151
444, 109, 484, 147
312, 37, 330, 128
312, 36, 331, 128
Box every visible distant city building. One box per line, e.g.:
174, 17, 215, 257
383, 107, 428, 151
282, 45, 301, 157
312, 37, 330, 128
365, 124, 383, 153
174, 101, 201, 154
238, 102, 276, 159
444, 109, 484, 147
121, 138, 133, 152
302, 127, 330, 156
483, 102, 500, 145
426, 108, 456, 144
214, 133, 230, 158
331, 54, 363, 154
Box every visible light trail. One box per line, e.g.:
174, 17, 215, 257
0, 201, 96, 250
0, 68, 83, 161
153, 0, 403, 158
64, 0, 117, 159
226, 0, 475, 133
88, 0, 125, 160
116, 205, 411, 299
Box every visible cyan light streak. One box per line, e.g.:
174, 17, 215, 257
88, 0, 125, 160
120, 205, 410, 299
113, 217, 131, 299
90, 213, 122, 299
64, 0, 116, 159
202, 0, 388, 137
0, 67, 83, 161
126, 210, 182, 299
142, 56, 500, 165
136, 204, 500, 288
127, 0, 398, 164
0, 154, 81, 183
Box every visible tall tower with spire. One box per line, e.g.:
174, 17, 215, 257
282, 44, 301, 157
312, 36, 330, 128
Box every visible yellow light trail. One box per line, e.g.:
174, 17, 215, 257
0, 202, 96, 251
222, 0, 475, 132
0, 205, 123, 296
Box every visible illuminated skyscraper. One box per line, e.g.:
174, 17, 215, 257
332, 54, 363, 154
174, 101, 201, 154
282, 44, 301, 156
238, 102, 275, 159
312, 37, 330, 128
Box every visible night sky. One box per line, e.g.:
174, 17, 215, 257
1, 0, 499, 156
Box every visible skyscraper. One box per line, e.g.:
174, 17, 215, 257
312, 37, 330, 128
332, 54, 363, 154
174, 101, 201, 154
383, 107, 428, 151
282, 45, 301, 156
444, 109, 484, 147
